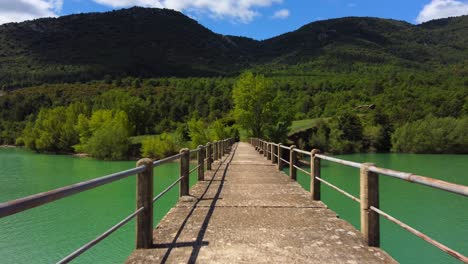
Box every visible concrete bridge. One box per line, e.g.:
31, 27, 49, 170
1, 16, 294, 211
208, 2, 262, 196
126, 142, 396, 263
1, 139, 466, 263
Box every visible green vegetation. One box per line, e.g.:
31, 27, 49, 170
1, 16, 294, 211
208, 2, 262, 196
289, 119, 323, 135
1, 8, 468, 88
6, 83, 237, 159
141, 133, 184, 159
74, 110, 131, 160
233, 72, 293, 142
1, 9, 467, 156
16, 103, 86, 153
392, 116, 467, 154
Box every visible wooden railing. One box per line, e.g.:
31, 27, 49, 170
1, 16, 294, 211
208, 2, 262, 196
250, 138, 468, 263
0, 138, 235, 263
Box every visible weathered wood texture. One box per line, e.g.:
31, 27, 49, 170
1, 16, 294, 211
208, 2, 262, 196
278, 143, 283, 171
310, 149, 321, 201
135, 158, 154, 249
127, 143, 395, 264
197, 145, 205, 181
360, 163, 380, 247
289, 145, 297, 181
206, 143, 212, 171
179, 149, 190, 197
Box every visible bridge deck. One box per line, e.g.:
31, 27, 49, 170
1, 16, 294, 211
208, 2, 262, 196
126, 142, 396, 263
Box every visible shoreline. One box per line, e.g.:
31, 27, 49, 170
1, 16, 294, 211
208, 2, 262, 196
0, 145, 17, 148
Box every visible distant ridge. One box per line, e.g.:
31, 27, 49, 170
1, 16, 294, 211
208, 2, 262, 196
0, 7, 467, 88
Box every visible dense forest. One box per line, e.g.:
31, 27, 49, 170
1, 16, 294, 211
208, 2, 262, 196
0, 8, 466, 159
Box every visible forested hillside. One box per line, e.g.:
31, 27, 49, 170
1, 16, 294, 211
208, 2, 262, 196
0, 7, 257, 88
0, 7, 466, 158
0, 8, 467, 88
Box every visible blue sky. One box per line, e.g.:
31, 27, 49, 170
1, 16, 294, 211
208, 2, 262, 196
1, 0, 468, 40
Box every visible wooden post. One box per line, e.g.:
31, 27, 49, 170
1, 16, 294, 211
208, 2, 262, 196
221, 140, 224, 157
223, 140, 225, 156
278, 143, 283, 171
310, 149, 321, 201
213, 141, 218, 161
264, 142, 267, 158
197, 145, 205, 181
218, 141, 222, 159
206, 142, 212, 170
289, 145, 297, 181
179, 148, 190, 197
360, 163, 380, 247
274, 144, 278, 164
136, 158, 153, 249
270, 143, 274, 163
267, 143, 272, 160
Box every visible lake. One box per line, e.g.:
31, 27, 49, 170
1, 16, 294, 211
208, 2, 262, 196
0, 148, 466, 263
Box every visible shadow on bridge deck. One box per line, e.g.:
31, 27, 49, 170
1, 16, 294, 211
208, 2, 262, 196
126, 142, 396, 264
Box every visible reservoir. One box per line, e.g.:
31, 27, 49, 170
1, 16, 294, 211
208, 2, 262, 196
0, 148, 466, 263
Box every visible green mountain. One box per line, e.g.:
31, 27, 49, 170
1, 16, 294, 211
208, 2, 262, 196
0, 7, 257, 88
258, 16, 468, 72
0, 7, 467, 88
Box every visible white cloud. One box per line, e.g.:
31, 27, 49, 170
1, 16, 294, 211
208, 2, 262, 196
92, 0, 283, 23
272, 8, 290, 19
0, 0, 63, 24
416, 0, 468, 23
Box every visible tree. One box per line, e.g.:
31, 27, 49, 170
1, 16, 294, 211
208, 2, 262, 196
391, 116, 467, 153
233, 72, 293, 141
328, 113, 363, 153
94, 90, 149, 135
74, 110, 131, 160
187, 118, 211, 148
16, 103, 86, 152
141, 133, 180, 159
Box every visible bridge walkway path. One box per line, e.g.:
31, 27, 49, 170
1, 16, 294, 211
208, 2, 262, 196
126, 142, 396, 263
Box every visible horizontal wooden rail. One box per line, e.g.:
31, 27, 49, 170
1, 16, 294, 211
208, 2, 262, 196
250, 137, 468, 262
280, 144, 290, 150
294, 148, 310, 155
189, 148, 200, 154
153, 152, 183, 166
0, 166, 146, 218
368, 166, 468, 197
315, 154, 362, 168
313, 154, 468, 196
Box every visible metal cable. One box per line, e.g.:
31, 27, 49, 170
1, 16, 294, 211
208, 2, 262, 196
370, 206, 468, 262
57, 206, 145, 264
316, 177, 361, 203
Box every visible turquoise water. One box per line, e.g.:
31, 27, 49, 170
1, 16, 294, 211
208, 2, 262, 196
0, 148, 198, 264
289, 153, 468, 264
0, 148, 466, 263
